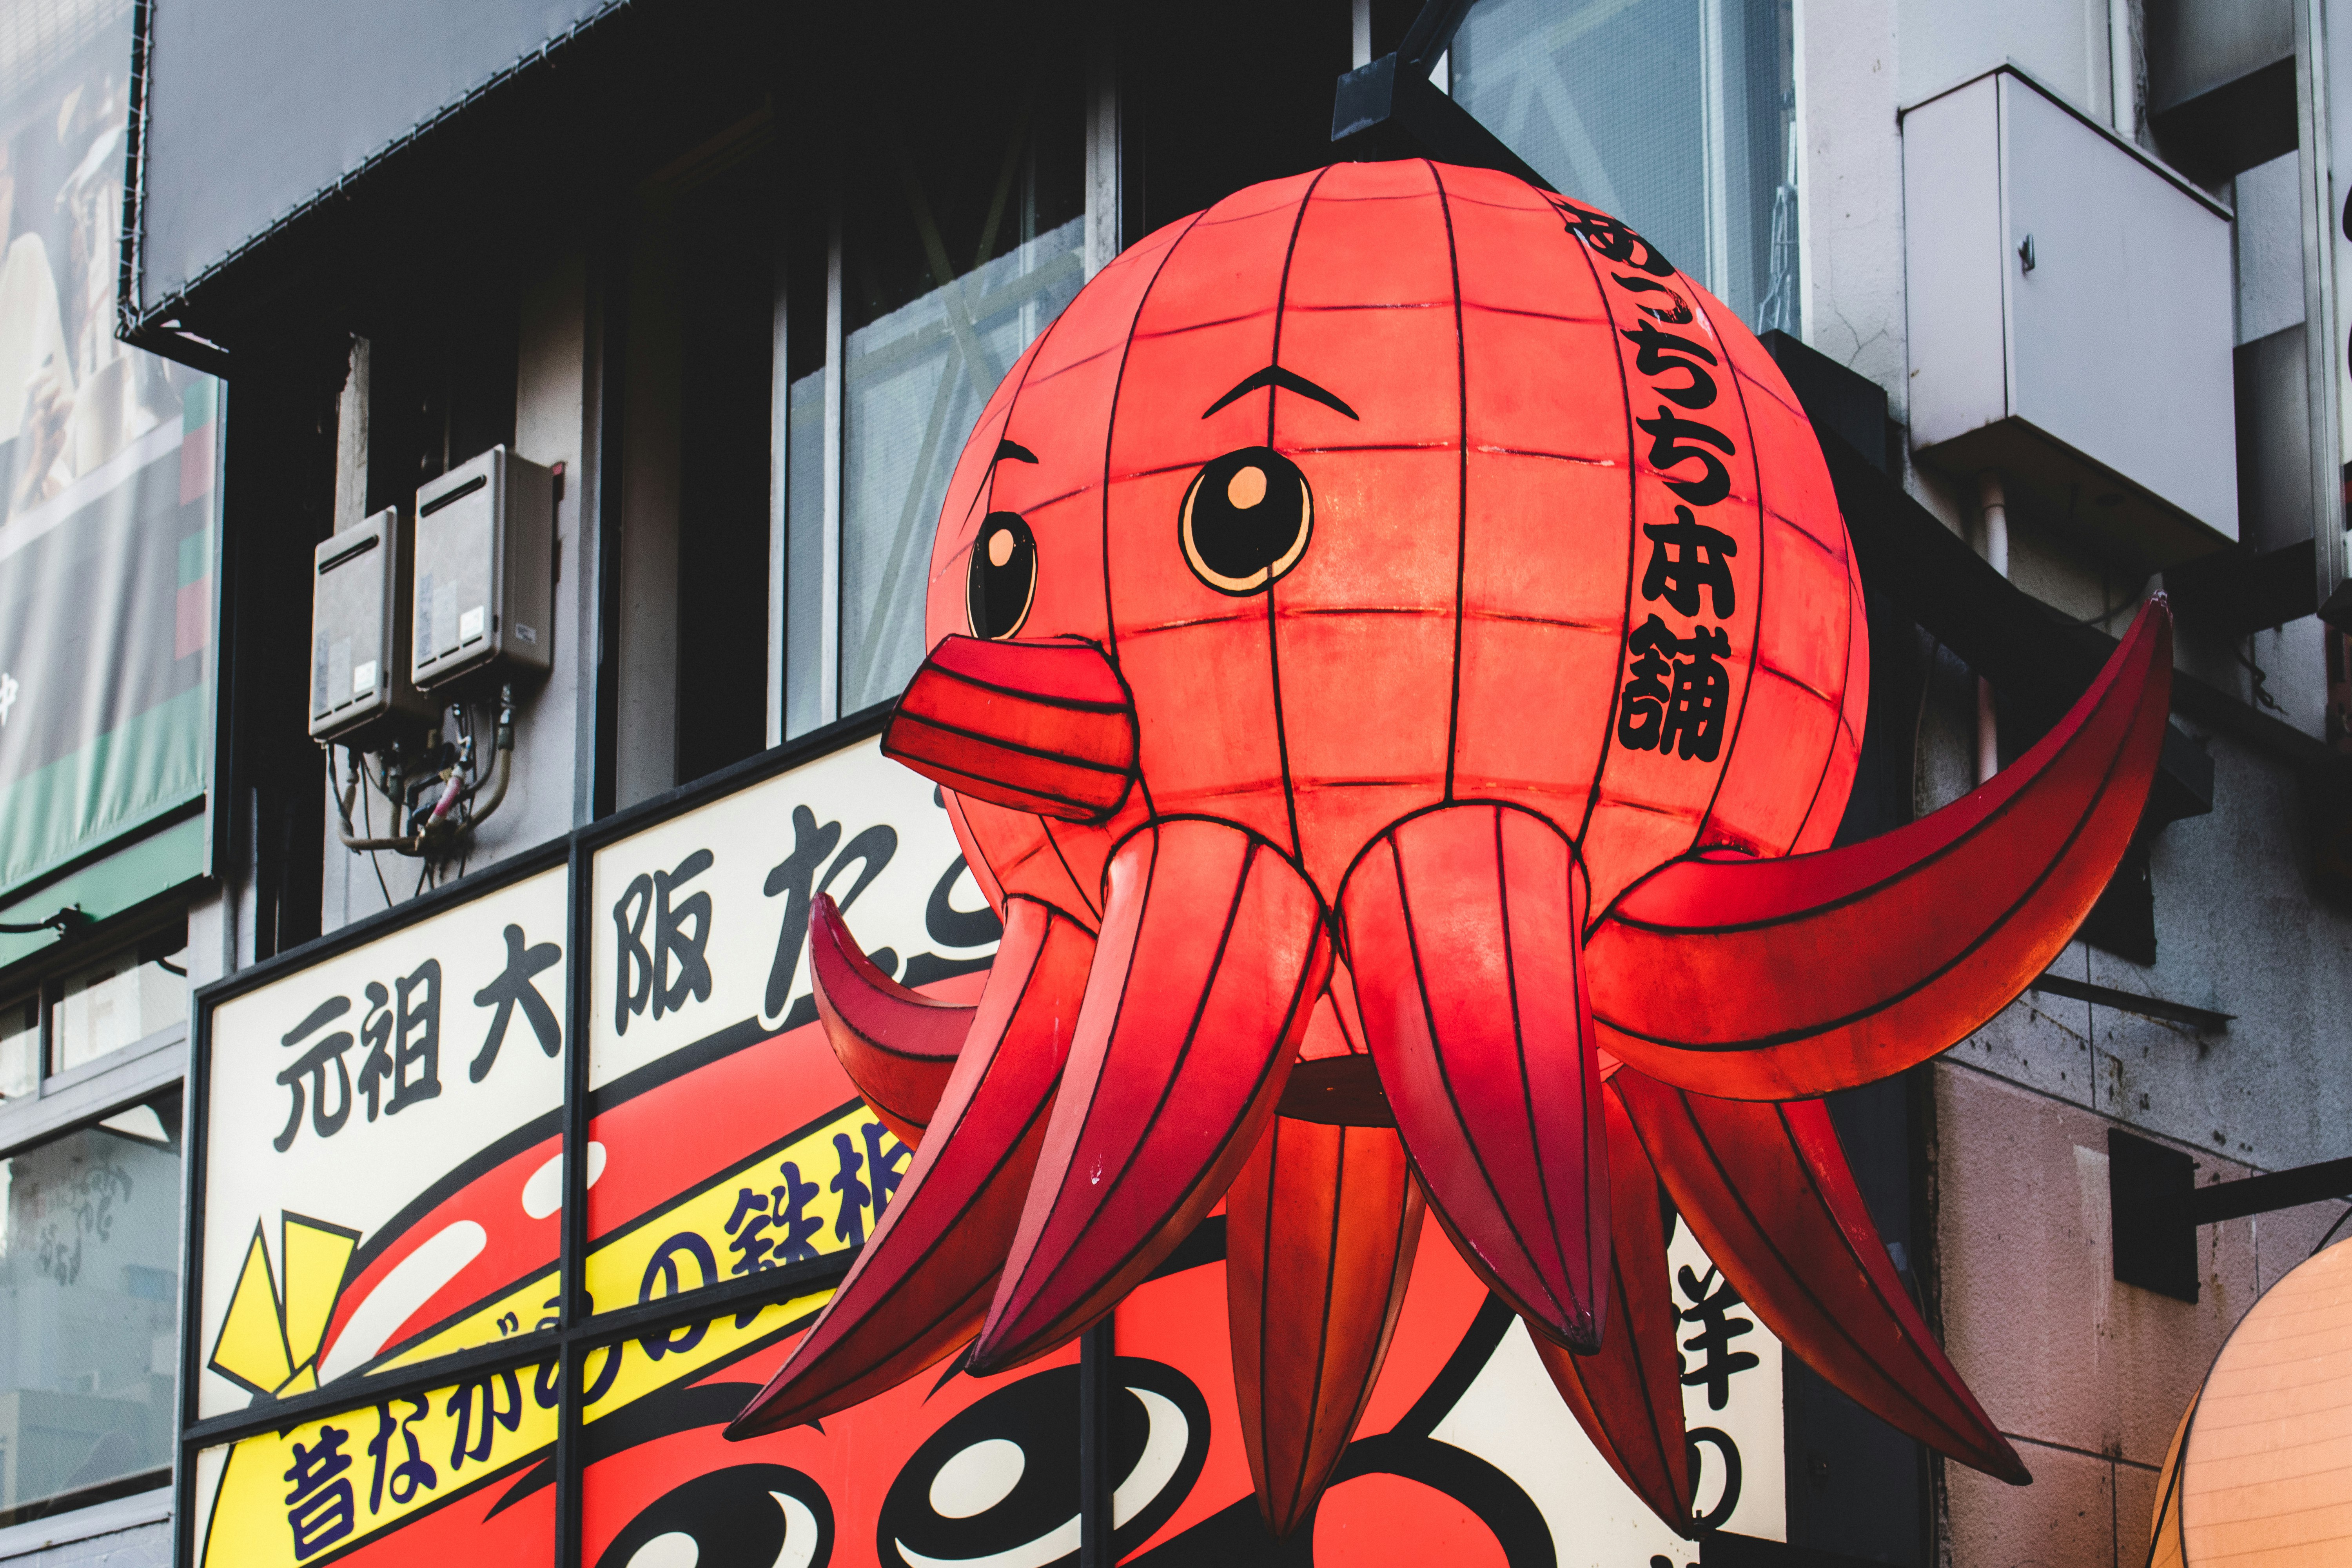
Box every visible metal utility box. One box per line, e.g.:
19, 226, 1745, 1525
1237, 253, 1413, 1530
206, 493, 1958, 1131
309, 507, 434, 743
1902, 67, 2239, 568
410, 445, 554, 690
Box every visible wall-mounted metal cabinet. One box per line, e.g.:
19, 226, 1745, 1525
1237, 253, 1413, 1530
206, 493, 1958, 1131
309, 507, 434, 744
410, 445, 554, 691
1902, 67, 2238, 569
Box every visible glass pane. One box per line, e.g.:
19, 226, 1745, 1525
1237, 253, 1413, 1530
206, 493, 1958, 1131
1453, 0, 1797, 328
0, 1089, 181, 1521
0, 996, 35, 1100
781, 198, 830, 742
784, 367, 827, 739
52, 928, 187, 1073
836, 15, 1085, 716
840, 218, 1085, 711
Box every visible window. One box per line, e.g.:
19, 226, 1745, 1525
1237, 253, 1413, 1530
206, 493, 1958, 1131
51, 928, 189, 1075
1451, 0, 1799, 332
672, 140, 786, 787
0, 917, 187, 1102
0, 999, 34, 1102
779, 6, 1086, 739
619, 5, 1087, 799
0, 1089, 182, 1524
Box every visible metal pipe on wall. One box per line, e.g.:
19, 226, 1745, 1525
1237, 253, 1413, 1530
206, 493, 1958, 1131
1977, 469, 2008, 786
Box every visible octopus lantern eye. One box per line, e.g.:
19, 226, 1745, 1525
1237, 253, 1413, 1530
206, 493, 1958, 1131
967, 511, 1037, 640
1180, 446, 1312, 595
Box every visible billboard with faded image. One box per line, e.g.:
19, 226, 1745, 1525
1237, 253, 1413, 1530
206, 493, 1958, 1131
0, 0, 220, 897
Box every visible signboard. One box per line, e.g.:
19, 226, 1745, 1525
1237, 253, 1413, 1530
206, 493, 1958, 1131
583, 736, 1000, 1315
0, 0, 221, 896
1101, 1220, 1782, 1566
187, 1218, 1781, 1567
185, 730, 1793, 1566
588, 737, 995, 1091
196, 864, 568, 1420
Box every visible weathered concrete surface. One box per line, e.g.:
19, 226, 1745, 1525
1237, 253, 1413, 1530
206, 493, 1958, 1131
1933, 1064, 2340, 1566
1947, 717, 2352, 1178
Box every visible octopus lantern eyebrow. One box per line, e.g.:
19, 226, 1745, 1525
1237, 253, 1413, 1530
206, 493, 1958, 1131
1201, 365, 1360, 422
993, 439, 1039, 466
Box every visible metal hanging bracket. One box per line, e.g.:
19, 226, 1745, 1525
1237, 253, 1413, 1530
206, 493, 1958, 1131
2111, 1127, 2352, 1302
1329, 0, 1552, 187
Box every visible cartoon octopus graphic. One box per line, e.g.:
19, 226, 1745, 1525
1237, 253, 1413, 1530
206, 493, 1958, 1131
731, 161, 2169, 1536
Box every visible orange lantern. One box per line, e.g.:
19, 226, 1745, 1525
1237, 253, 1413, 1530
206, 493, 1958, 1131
732, 161, 2172, 1536
2149, 1237, 2352, 1566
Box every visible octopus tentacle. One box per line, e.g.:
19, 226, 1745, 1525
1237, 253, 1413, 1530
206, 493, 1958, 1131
1227, 1114, 1424, 1536
808, 893, 970, 1144
1610, 1065, 2029, 1483
1339, 803, 1609, 1352
727, 897, 1095, 1437
1532, 1087, 1695, 1534
968, 819, 1331, 1373
1586, 599, 2172, 1100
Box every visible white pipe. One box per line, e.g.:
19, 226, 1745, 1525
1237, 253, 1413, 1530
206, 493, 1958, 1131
1976, 470, 2009, 786
2107, 0, 2135, 136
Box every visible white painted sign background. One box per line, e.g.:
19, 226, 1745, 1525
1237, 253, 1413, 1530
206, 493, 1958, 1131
198, 866, 567, 1418
1440, 1219, 1786, 1564
588, 736, 998, 1090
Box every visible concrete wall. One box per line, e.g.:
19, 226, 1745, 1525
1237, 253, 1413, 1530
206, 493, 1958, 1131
1932, 1065, 2339, 1567
1896, 0, 2121, 120
1781, 5, 2352, 1563
1916, 461, 2352, 1568
1797, 0, 1912, 423
1949, 718, 2352, 1174
317, 252, 597, 932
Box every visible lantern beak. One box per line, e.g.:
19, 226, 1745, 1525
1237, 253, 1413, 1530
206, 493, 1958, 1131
882, 634, 1139, 823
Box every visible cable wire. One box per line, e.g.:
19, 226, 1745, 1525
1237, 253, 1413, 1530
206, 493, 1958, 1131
350, 746, 393, 906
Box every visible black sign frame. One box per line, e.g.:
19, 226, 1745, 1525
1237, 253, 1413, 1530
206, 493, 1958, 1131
175, 703, 893, 1566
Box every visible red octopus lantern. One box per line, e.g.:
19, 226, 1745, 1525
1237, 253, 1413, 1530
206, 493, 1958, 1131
732, 161, 2170, 1535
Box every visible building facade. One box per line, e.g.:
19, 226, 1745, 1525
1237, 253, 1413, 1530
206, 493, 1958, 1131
0, 0, 2336, 1563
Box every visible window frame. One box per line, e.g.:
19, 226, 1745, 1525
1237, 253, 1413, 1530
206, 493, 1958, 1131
0, 894, 203, 1544
0, 902, 194, 1163
44, 912, 195, 1086
767, 40, 1102, 751
0, 996, 192, 1528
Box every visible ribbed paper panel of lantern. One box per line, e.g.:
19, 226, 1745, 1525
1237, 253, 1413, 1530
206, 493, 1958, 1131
2150, 1236, 2352, 1566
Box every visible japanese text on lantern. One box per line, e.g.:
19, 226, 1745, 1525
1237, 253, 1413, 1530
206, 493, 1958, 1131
1555, 201, 1744, 765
